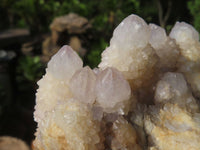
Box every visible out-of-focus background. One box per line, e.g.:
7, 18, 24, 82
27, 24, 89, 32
0, 0, 199, 149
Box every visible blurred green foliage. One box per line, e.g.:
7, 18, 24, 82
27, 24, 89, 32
188, 0, 200, 32
86, 38, 108, 68
0, 0, 193, 68
0, 0, 193, 34
0, 0, 143, 67
16, 56, 44, 82
0, 0, 141, 33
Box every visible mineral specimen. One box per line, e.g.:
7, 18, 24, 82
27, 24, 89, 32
33, 14, 200, 150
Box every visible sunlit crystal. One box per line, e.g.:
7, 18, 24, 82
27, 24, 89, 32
33, 14, 200, 150
47, 45, 83, 82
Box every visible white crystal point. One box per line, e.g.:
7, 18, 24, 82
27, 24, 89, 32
47, 45, 83, 82
111, 14, 150, 50
69, 66, 96, 104
155, 72, 199, 112
95, 67, 131, 113
98, 15, 158, 88
155, 72, 188, 102
149, 23, 180, 69
149, 23, 167, 49
170, 22, 199, 44
169, 22, 200, 61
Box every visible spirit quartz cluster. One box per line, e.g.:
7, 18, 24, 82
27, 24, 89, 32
33, 14, 200, 150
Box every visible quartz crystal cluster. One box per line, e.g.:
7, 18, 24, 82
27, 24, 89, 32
33, 14, 200, 150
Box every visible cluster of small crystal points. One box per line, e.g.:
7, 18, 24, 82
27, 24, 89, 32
33, 14, 200, 150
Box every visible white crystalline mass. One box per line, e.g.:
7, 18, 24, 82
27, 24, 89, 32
170, 22, 200, 61
145, 104, 200, 150
145, 72, 200, 150
111, 116, 142, 150
34, 100, 102, 150
149, 23, 179, 69
155, 72, 188, 102
34, 72, 72, 123
183, 70, 200, 98
47, 45, 83, 82
99, 14, 158, 88
34, 45, 83, 123
69, 66, 96, 104
155, 72, 199, 112
34, 14, 200, 150
34, 46, 105, 150
95, 67, 131, 114
170, 22, 199, 44
170, 22, 200, 98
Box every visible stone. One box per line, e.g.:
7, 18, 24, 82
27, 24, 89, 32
42, 36, 60, 59
0, 136, 30, 150
33, 14, 200, 150
69, 36, 87, 57
50, 13, 91, 34
42, 13, 91, 62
